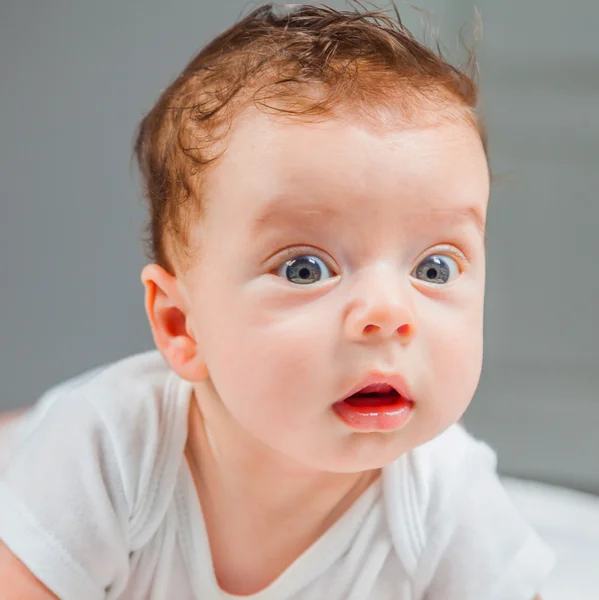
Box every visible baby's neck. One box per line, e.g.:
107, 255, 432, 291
185, 390, 379, 595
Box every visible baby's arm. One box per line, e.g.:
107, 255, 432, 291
0, 388, 134, 599
0, 540, 58, 599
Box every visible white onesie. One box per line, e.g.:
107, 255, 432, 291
0, 350, 554, 599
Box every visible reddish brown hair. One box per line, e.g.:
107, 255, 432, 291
133, 2, 485, 272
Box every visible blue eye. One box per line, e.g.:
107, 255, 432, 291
276, 255, 333, 284
412, 255, 460, 284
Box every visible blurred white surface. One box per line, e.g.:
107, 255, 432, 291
504, 477, 599, 600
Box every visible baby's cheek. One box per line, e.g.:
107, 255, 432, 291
209, 310, 323, 398
428, 313, 483, 397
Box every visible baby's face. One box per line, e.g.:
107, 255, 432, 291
183, 107, 489, 472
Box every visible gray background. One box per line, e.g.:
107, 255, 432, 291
0, 1, 597, 492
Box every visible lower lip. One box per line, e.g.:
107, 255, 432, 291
333, 395, 414, 432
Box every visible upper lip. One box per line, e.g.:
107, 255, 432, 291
341, 372, 413, 402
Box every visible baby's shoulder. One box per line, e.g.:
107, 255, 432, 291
36, 350, 189, 446
0, 352, 193, 595
384, 425, 496, 519
408, 423, 497, 515
382, 426, 554, 597
381, 425, 498, 569
19, 351, 191, 538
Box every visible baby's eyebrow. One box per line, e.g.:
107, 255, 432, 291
418, 205, 488, 248
430, 206, 486, 236
252, 196, 344, 234
251, 196, 487, 245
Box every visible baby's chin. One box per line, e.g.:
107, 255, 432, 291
281, 428, 427, 475
311, 413, 466, 473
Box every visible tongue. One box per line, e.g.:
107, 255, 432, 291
344, 383, 398, 407
345, 396, 395, 407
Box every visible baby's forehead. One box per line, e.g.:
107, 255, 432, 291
205, 106, 488, 198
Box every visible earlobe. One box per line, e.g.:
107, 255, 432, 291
141, 264, 209, 382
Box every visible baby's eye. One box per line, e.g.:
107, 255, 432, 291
276, 255, 333, 284
412, 254, 460, 285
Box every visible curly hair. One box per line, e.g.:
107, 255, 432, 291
133, 2, 485, 272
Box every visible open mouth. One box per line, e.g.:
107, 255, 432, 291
334, 378, 414, 431
343, 383, 401, 407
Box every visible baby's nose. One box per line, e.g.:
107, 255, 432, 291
343, 268, 415, 343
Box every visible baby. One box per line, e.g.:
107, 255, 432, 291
0, 3, 554, 599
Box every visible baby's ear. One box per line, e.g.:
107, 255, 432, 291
141, 264, 209, 382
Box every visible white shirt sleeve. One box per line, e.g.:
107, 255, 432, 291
418, 433, 555, 600
0, 388, 131, 600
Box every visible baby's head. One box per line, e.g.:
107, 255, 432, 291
136, 3, 490, 473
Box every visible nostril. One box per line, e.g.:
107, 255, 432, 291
362, 323, 412, 337
398, 324, 411, 336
